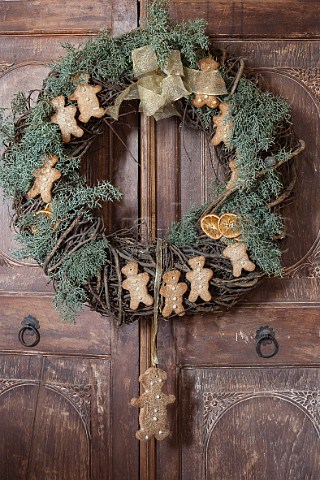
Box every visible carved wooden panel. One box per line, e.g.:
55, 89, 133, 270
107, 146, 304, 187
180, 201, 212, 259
0, 323, 139, 480
180, 367, 320, 479
0, 354, 112, 480
0, 354, 41, 479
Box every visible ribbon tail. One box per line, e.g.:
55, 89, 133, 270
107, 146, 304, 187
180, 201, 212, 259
105, 83, 139, 120
138, 84, 166, 117
153, 104, 181, 121
151, 239, 163, 367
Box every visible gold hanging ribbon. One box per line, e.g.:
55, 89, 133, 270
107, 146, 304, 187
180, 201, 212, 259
151, 238, 164, 367
105, 45, 228, 121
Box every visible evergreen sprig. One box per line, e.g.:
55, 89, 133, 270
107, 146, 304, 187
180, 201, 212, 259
230, 78, 291, 189
52, 240, 108, 321
167, 203, 208, 247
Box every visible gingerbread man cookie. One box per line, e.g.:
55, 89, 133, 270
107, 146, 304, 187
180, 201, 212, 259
212, 102, 233, 147
131, 367, 176, 442
69, 82, 105, 123
121, 261, 154, 310
160, 270, 187, 318
186, 256, 213, 302
192, 56, 221, 109
27, 154, 61, 203
222, 242, 256, 277
50, 95, 84, 143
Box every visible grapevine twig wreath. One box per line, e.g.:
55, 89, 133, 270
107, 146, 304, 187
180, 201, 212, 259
0, 0, 304, 440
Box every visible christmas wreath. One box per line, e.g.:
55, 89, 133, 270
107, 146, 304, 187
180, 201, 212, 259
0, 0, 304, 327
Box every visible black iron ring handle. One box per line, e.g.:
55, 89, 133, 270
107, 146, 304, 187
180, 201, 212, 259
18, 324, 40, 348
255, 326, 279, 358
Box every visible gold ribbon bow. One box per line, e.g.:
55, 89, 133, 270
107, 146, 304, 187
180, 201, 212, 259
106, 45, 228, 121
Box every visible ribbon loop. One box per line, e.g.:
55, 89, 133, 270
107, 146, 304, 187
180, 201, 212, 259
132, 45, 159, 77
184, 67, 228, 95
105, 45, 228, 121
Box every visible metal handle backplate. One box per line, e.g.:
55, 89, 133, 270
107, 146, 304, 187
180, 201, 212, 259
18, 315, 40, 348
255, 326, 279, 358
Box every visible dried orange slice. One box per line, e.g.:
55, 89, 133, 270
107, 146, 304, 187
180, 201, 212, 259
218, 213, 242, 238
200, 214, 222, 240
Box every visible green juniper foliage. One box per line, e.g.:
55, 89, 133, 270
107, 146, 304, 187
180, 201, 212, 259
11, 92, 29, 117
14, 215, 59, 263
0, 108, 14, 147
222, 78, 291, 274
230, 78, 291, 189
52, 179, 122, 223
167, 203, 208, 247
52, 240, 108, 321
144, 0, 208, 68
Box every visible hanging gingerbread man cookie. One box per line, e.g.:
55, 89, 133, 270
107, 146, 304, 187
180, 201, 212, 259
160, 270, 187, 318
50, 95, 84, 143
121, 261, 154, 310
222, 242, 256, 277
131, 367, 176, 442
212, 102, 233, 148
27, 154, 61, 203
69, 82, 105, 123
186, 256, 213, 302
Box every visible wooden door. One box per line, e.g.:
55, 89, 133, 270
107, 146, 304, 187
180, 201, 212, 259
0, 3, 139, 479
144, 1, 320, 479
1, 1, 320, 479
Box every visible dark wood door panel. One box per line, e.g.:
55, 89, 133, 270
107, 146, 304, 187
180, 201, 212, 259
0, 354, 113, 480
0, 326, 140, 479
0, 2, 140, 478
0, 36, 89, 64
0, 296, 111, 355
0, 384, 39, 479
154, 31, 320, 480
156, 310, 320, 479
173, 307, 320, 367
169, 0, 320, 38
28, 355, 111, 480
0, 354, 41, 480
179, 367, 320, 480
0, 0, 136, 35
